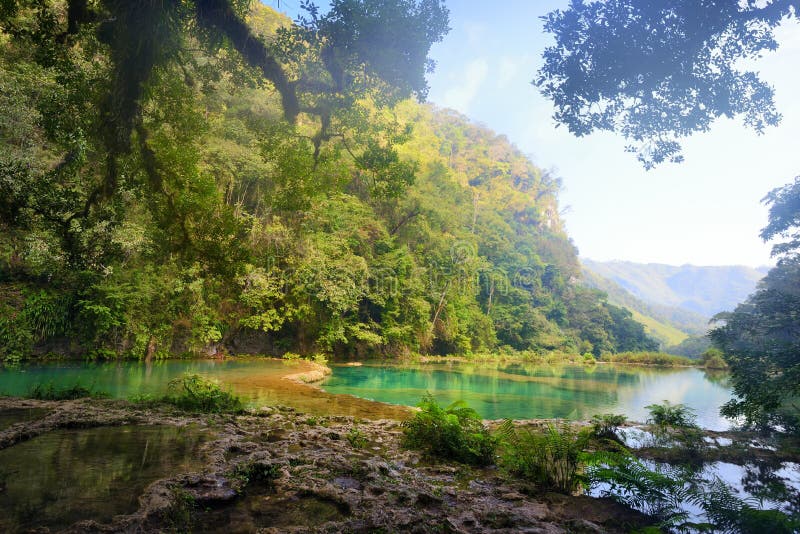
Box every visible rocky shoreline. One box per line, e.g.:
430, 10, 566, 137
1, 360, 795, 533
0, 396, 654, 533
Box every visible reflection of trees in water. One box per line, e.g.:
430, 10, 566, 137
702, 369, 731, 387
741, 462, 800, 515
0, 426, 209, 531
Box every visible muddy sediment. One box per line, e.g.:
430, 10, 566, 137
204, 358, 414, 421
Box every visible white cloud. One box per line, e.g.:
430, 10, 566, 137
463, 22, 487, 46
441, 58, 489, 113
495, 56, 526, 89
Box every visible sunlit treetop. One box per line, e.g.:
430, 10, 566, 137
0, 0, 449, 237
535, 0, 798, 169
0, 0, 448, 149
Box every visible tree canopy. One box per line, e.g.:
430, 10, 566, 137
0, 1, 657, 361
761, 177, 800, 258
710, 257, 800, 430
710, 176, 800, 430
535, 0, 795, 168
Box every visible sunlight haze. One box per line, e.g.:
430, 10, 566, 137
269, 0, 800, 267
421, 0, 800, 268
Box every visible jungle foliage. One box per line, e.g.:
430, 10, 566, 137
0, 0, 656, 362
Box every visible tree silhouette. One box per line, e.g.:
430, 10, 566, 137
535, 0, 796, 168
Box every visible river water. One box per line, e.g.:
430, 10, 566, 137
0, 358, 733, 427
321, 361, 733, 429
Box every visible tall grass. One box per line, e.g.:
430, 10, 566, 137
602, 352, 694, 366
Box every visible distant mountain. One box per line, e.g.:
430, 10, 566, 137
582, 259, 768, 318
580, 266, 709, 347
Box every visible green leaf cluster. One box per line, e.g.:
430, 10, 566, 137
497, 421, 592, 494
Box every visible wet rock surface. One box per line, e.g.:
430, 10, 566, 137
0, 397, 651, 533
0, 406, 50, 431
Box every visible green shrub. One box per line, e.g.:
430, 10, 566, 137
704, 354, 728, 370
27, 382, 108, 400
165, 373, 244, 413
590, 413, 627, 442
402, 394, 496, 466
645, 400, 698, 429
346, 427, 368, 449
231, 461, 280, 487
24, 290, 72, 340
498, 421, 592, 494
128, 392, 158, 405
701, 349, 728, 370
0, 311, 32, 363
162, 486, 198, 532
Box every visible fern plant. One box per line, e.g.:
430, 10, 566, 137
498, 421, 593, 494
166, 373, 244, 413
402, 394, 496, 466
590, 413, 627, 443
585, 451, 695, 529
645, 400, 698, 429
693, 478, 800, 534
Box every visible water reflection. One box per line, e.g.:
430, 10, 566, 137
0, 359, 411, 420
592, 459, 800, 526
0, 360, 733, 425
0, 407, 48, 431
0, 425, 210, 532
322, 363, 733, 429
0, 359, 292, 399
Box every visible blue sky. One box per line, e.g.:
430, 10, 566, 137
269, 0, 800, 267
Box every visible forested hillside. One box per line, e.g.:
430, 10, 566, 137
580, 266, 708, 343
582, 260, 767, 318
0, 2, 656, 361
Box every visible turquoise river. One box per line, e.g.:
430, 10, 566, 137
0, 359, 733, 429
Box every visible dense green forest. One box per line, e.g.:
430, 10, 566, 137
2, 2, 800, 531
0, 1, 656, 361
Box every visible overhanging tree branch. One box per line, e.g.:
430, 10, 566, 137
193, 0, 300, 123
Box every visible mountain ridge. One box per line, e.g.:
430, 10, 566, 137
582, 259, 766, 319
